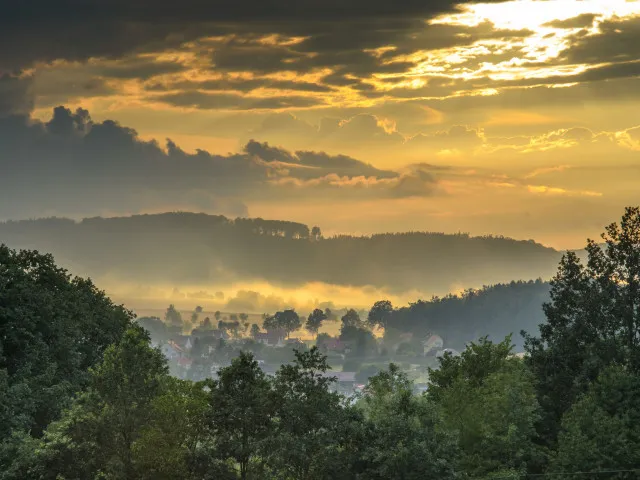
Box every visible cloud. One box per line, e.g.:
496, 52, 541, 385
0, 106, 426, 219
0, 73, 34, 116
0, 0, 509, 70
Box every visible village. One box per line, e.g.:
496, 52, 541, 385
151, 313, 457, 396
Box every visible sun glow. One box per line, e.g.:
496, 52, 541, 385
434, 0, 640, 31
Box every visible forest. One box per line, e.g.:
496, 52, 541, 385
0, 212, 562, 293
1, 207, 639, 479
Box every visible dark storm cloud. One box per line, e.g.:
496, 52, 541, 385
0, 73, 34, 116
564, 15, 640, 64
543, 14, 597, 29
0, 105, 407, 220
99, 58, 187, 80
0, 0, 510, 71
156, 91, 324, 110
146, 78, 334, 94
244, 140, 396, 179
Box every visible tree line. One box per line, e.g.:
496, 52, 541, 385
1, 206, 640, 479
0, 211, 561, 292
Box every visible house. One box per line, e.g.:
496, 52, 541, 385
161, 342, 180, 360
322, 338, 353, 354
255, 330, 286, 347
286, 338, 304, 347
173, 335, 193, 351
423, 334, 444, 356
192, 328, 229, 341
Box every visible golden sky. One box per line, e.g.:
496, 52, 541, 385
4, 0, 640, 248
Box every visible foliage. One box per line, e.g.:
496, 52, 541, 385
263, 309, 301, 337
367, 300, 393, 330
267, 347, 342, 478
164, 304, 183, 327
0, 245, 132, 441
524, 206, 640, 444
208, 352, 274, 480
431, 340, 542, 477
357, 365, 459, 479
305, 308, 327, 335
551, 366, 640, 479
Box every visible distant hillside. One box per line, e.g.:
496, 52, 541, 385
390, 280, 551, 351
0, 212, 563, 294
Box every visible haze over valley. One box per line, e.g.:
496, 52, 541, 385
3, 0, 640, 478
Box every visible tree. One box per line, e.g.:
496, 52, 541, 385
552, 366, 640, 478
250, 324, 261, 339
34, 326, 169, 479
524, 207, 640, 444
230, 314, 239, 322
324, 308, 336, 321
311, 226, 322, 241
190, 311, 199, 325
0, 245, 132, 443
200, 317, 213, 330
429, 337, 542, 478
341, 309, 363, 329
214, 311, 221, 322
428, 335, 514, 402
305, 308, 327, 335
208, 352, 274, 480
138, 316, 169, 343
195, 306, 203, 314
358, 365, 459, 479
165, 304, 183, 327
268, 347, 343, 478
367, 300, 394, 330
239, 313, 249, 322
132, 378, 216, 480
265, 310, 302, 338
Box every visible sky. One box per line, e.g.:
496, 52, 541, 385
2, 0, 640, 249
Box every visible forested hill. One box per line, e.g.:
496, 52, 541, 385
0, 212, 562, 292
390, 280, 551, 350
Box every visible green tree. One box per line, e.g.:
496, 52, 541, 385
209, 352, 274, 480
268, 347, 343, 478
524, 207, 640, 444
165, 304, 183, 328
305, 308, 327, 336
200, 317, 213, 330
32, 326, 169, 479
432, 352, 541, 477
551, 366, 640, 479
358, 365, 459, 479
367, 300, 393, 330
250, 323, 261, 339
428, 335, 514, 402
276, 309, 302, 338
132, 378, 216, 480
341, 309, 363, 329
0, 245, 132, 444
